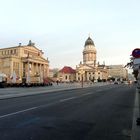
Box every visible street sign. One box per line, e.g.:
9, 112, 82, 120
133, 58, 140, 65
132, 48, 140, 58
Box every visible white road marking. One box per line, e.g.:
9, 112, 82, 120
79, 92, 93, 96
0, 107, 38, 119
84, 92, 93, 95
60, 92, 94, 102
59, 97, 77, 102
0, 89, 105, 119
0, 102, 58, 119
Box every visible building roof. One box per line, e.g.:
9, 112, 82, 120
0, 40, 42, 53
85, 37, 95, 46
59, 66, 76, 74
108, 65, 124, 69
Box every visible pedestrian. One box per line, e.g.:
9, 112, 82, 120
56, 80, 59, 85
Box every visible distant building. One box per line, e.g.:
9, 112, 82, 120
49, 69, 54, 78
58, 66, 76, 82
0, 40, 49, 83
76, 36, 109, 82
108, 65, 128, 80
48, 68, 60, 82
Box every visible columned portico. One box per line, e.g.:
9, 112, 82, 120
0, 41, 49, 84
76, 36, 109, 82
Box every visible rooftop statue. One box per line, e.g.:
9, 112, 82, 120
28, 40, 35, 46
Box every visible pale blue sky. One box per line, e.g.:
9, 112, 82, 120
0, 0, 140, 69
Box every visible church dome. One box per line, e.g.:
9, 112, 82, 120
83, 36, 97, 66
85, 37, 95, 46
83, 36, 96, 53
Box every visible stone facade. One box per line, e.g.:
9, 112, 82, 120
0, 41, 49, 83
76, 36, 109, 82
108, 65, 128, 80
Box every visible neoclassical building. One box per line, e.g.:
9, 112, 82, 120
0, 40, 49, 83
76, 36, 109, 82
58, 66, 76, 82
108, 65, 128, 80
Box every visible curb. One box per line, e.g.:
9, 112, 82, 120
0, 87, 82, 100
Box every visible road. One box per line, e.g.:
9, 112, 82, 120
0, 84, 136, 140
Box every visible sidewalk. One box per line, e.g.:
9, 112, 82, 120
131, 88, 140, 140
0, 82, 109, 100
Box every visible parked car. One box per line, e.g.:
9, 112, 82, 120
114, 81, 119, 84
124, 81, 128, 85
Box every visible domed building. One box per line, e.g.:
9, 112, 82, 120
76, 36, 109, 82
83, 36, 97, 66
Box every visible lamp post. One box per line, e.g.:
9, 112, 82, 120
79, 68, 85, 88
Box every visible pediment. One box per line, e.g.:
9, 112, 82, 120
24, 45, 41, 53
77, 64, 95, 71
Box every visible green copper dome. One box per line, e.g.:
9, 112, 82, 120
85, 37, 95, 46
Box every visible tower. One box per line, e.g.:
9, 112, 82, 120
83, 36, 97, 66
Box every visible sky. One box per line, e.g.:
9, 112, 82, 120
0, 0, 140, 69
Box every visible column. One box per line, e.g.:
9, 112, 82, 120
30, 62, 32, 75
20, 62, 23, 78
76, 72, 78, 81
36, 63, 38, 75
10, 60, 13, 76
43, 64, 45, 78
26, 60, 30, 84
33, 63, 35, 75
39, 64, 41, 74
46, 64, 49, 77
87, 72, 89, 81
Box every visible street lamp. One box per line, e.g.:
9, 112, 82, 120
79, 68, 85, 88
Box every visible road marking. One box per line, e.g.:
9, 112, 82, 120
59, 92, 95, 102
0, 107, 38, 119
84, 92, 93, 95
79, 92, 93, 96
59, 97, 77, 102
0, 102, 58, 119
0, 89, 106, 119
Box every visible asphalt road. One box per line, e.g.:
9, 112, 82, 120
0, 84, 136, 140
